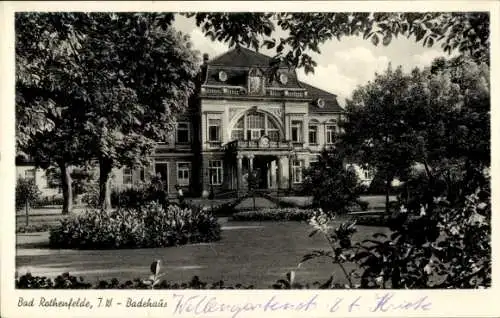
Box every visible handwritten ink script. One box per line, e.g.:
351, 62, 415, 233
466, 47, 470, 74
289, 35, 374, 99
17, 293, 432, 316
172, 293, 432, 317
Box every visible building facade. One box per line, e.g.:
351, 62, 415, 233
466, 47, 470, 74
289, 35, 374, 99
145, 47, 348, 197
17, 47, 373, 198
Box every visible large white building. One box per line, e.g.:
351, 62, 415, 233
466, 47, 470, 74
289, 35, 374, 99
17, 47, 373, 198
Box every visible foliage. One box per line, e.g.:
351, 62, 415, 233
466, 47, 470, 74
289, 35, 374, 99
15, 178, 41, 211
341, 56, 489, 209
302, 150, 364, 215
49, 202, 221, 249
355, 166, 491, 289
80, 182, 100, 208
15, 12, 200, 210
111, 179, 168, 209
186, 12, 489, 74
296, 209, 360, 288
337, 55, 490, 289
232, 208, 315, 221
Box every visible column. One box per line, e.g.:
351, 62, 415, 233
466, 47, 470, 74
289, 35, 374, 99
237, 154, 243, 192
248, 154, 254, 173
277, 156, 284, 189
288, 155, 293, 190
302, 118, 308, 147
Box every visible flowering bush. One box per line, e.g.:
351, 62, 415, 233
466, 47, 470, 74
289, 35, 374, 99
354, 166, 491, 289
49, 202, 221, 249
232, 208, 315, 221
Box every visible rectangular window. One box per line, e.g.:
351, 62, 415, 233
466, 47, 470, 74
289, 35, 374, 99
292, 160, 303, 184
176, 122, 190, 143
291, 121, 302, 142
208, 119, 221, 142
139, 167, 146, 182
309, 125, 318, 144
208, 160, 223, 185
326, 125, 336, 144
177, 162, 191, 186
123, 167, 133, 185
24, 169, 36, 181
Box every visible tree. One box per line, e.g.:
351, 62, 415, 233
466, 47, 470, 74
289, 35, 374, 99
302, 150, 363, 215
16, 13, 98, 213
16, 178, 41, 226
16, 13, 200, 210
340, 55, 489, 213
349, 56, 490, 289
186, 12, 489, 73
341, 64, 417, 213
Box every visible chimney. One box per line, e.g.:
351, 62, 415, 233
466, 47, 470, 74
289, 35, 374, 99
203, 53, 209, 64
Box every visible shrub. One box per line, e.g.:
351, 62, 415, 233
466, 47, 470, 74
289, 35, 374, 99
302, 150, 364, 215
80, 182, 99, 208
232, 208, 315, 221
356, 199, 370, 211
111, 178, 168, 209
49, 202, 221, 249
16, 178, 41, 211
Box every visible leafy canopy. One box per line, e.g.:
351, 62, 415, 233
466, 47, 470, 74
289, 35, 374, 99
185, 12, 489, 73
16, 13, 200, 169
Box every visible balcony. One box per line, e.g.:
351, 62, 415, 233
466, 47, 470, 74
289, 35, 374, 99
200, 85, 308, 98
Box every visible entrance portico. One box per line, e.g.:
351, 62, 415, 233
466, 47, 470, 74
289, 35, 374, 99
225, 138, 300, 193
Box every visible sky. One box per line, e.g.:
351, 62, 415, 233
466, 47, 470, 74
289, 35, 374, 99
173, 14, 458, 105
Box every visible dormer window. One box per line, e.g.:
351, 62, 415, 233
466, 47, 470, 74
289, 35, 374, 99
279, 73, 288, 85
316, 98, 325, 108
218, 71, 227, 82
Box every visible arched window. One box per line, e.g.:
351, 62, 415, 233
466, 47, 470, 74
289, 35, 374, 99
231, 111, 280, 141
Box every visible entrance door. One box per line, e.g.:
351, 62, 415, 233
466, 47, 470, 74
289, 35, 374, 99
253, 157, 269, 189
154, 162, 168, 191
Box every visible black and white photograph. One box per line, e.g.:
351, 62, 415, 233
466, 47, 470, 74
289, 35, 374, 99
2, 2, 498, 315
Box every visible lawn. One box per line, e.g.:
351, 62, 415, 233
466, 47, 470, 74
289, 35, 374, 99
16, 219, 389, 288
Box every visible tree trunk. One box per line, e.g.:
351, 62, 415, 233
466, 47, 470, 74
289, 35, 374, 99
99, 158, 113, 210
59, 161, 73, 215
385, 175, 391, 215
25, 201, 29, 226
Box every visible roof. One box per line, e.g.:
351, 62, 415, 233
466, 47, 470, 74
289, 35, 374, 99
208, 46, 277, 67
204, 47, 344, 113
298, 81, 344, 113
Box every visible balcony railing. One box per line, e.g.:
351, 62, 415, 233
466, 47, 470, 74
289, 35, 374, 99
265, 88, 308, 98
201, 86, 246, 96
223, 139, 295, 152
201, 85, 308, 98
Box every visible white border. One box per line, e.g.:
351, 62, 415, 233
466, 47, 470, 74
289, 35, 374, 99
1, 1, 499, 318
